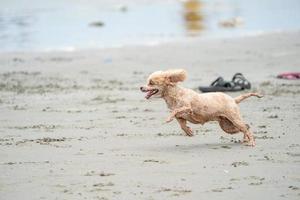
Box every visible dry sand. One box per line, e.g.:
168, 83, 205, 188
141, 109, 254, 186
0, 31, 300, 200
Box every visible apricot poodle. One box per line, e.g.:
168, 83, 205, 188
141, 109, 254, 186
140, 69, 262, 146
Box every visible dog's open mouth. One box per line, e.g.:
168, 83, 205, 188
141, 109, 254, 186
144, 89, 159, 99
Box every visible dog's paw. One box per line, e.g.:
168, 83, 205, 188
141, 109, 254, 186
245, 140, 256, 147
242, 139, 249, 143
185, 127, 194, 137
165, 117, 174, 123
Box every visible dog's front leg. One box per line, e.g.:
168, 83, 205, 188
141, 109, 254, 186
176, 118, 193, 136
165, 106, 192, 123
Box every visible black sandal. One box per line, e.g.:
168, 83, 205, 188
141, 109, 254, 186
232, 73, 251, 89
198, 73, 251, 93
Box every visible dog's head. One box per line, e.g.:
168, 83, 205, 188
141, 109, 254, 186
140, 69, 187, 99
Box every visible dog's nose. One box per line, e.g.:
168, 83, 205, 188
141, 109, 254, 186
140, 86, 144, 91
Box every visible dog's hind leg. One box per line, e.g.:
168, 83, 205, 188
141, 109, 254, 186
218, 117, 240, 134
219, 115, 254, 146
228, 117, 255, 146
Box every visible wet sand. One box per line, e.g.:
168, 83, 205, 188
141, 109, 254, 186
0, 31, 300, 200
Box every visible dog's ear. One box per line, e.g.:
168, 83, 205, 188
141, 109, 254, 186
165, 69, 187, 84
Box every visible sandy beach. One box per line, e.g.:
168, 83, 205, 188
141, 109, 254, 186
0, 31, 300, 200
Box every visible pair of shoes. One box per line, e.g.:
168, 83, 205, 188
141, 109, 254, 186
199, 73, 251, 93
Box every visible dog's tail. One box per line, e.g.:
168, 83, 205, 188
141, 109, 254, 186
235, 92, 263, 104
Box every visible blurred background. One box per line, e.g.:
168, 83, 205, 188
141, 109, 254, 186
0, 0, 300, 52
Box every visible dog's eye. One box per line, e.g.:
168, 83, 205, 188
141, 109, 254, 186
149, 80, 154, 85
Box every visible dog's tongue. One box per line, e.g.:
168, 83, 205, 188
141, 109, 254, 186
145, 91, 152, 99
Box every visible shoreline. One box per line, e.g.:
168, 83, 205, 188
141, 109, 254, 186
1, 30, 299, 54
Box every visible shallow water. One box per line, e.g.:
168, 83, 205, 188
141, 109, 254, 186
0, 0, 300, 52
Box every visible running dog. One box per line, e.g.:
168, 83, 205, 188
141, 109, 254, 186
140, 69, 262, 146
